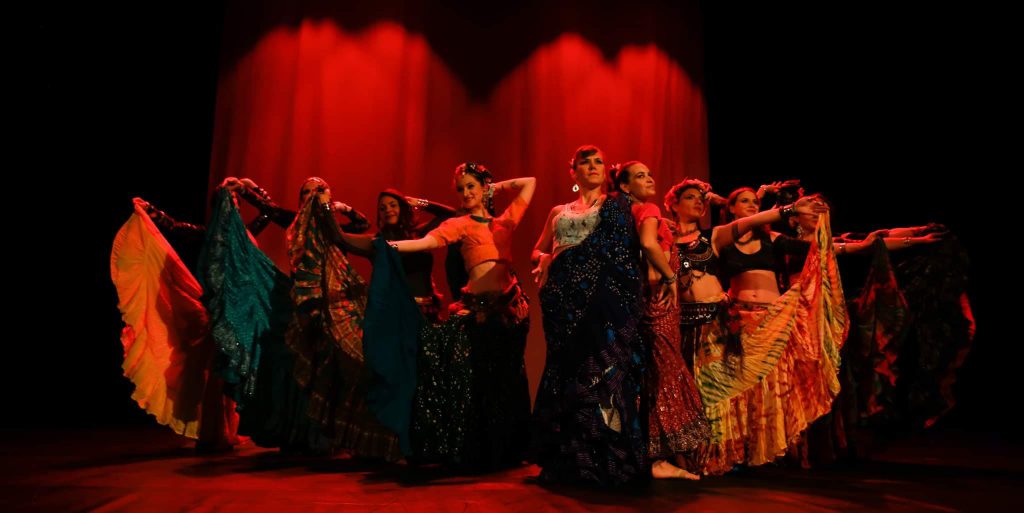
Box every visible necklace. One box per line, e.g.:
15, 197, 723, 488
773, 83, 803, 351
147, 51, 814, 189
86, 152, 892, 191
569, 195, 601, 212
676, 226, 699, 238
735, 234, 757, 246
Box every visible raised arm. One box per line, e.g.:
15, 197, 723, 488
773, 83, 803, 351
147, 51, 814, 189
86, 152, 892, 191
712, 195, 827, 252
491, 176, 537, 208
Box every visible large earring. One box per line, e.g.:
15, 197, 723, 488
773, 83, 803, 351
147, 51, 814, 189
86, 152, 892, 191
572, 184, 580, 193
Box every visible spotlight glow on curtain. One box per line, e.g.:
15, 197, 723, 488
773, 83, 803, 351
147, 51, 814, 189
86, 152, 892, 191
209, 19, 708, 396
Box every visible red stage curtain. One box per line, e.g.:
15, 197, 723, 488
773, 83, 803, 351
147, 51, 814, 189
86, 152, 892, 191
209, 5, 707, 397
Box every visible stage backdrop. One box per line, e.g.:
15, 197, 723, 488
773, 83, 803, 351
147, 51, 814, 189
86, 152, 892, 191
209, 0, 708, 399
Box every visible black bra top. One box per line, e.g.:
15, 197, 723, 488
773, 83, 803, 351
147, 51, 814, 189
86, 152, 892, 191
677, 229, 720, 277
719, 231, 776, 278
719, 231, 812, 281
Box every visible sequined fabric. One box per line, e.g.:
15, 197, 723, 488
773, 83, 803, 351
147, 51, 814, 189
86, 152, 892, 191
410, 313, 472, 464
532, 194, 647, 486
199, 190, 333, 454
411, 281, 531, 471
641, 245, 711, 468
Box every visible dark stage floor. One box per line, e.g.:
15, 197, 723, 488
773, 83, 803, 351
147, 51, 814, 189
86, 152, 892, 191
1, 425, 1020, 512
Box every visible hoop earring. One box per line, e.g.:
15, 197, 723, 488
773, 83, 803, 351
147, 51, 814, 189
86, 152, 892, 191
572, 184, 580, 193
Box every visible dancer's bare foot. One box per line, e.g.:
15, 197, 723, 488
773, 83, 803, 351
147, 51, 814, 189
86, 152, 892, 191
651, 460, 701, 480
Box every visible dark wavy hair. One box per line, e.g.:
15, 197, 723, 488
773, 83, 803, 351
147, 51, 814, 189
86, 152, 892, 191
569, 144, 603, 170
609, 160, 643, 194
663, 178, 709, 220
453, 162, 495, 215
376, 188, 416, 240
723, 186, 760, 223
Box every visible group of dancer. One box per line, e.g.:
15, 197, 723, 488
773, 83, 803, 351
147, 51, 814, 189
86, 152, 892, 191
111, 144, 971, 487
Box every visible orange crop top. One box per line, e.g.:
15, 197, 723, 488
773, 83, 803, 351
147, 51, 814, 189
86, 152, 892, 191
427, 196, 528, 270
